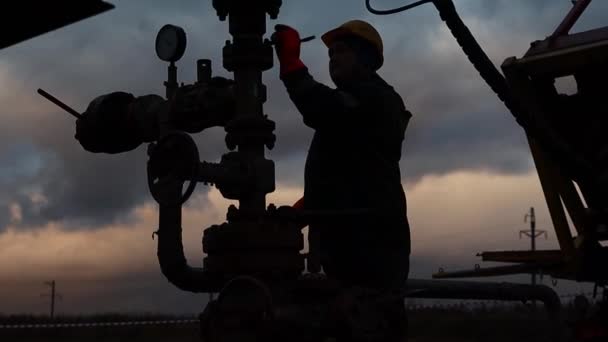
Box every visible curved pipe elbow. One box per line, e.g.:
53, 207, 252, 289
156, 202, 221, 293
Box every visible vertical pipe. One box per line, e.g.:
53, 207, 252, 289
228, 10, 267, 214
197, 59, 212, 84
166, 62, 178, 100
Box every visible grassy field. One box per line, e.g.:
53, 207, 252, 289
0, 304, 600, 342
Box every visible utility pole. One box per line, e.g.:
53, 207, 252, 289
520, 207, 548, 286
42, 280, 62, 319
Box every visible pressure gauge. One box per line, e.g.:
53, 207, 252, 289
155, 24, 187, 62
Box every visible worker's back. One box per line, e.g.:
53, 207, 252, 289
303, 72, 411, 289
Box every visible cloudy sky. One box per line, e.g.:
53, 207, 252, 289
1, 0, 605, 315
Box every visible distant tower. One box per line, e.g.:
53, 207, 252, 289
42, 280, 62, 318
520, 207, 548, 286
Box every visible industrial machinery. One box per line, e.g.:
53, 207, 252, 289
38, 0, 608, 340
365, 0, 607, 328
368, 0, 608, 288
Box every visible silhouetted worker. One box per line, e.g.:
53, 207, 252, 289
272, 20, 412, 338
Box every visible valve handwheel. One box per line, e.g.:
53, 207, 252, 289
147, 131, 200, 206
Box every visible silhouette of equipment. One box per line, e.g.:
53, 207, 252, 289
39, 0, 413, 339
150, 0, 311, 295
40, 0, 608, 340
365, 0, 608, 320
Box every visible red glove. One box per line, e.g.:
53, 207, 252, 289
272, 24, 306, 78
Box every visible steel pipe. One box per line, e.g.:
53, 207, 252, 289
156, 180, 222, 293
405, 278, 561, 318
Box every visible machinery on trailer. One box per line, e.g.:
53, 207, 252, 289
373, 0, 608, 335
379, 0, 608, 290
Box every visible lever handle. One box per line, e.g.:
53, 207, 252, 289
37, 88, 82, 119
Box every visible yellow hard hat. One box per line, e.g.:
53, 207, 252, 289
321, 20, 384, 69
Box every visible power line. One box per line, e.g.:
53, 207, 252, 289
519, 207, 548, 308
40, 280, 62, 319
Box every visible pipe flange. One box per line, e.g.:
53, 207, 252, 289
223, 39, 274, 72
224, 116, 276, 150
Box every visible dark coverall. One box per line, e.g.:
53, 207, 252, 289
282, 67, 412, 290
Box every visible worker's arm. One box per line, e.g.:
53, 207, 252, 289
281, 68, 367, 129
272, 24, 395, 129
272, 24, 367, 129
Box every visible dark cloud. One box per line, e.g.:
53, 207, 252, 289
0, 0, 236, 230
1, 0, 607, 231
401, 109, 532, 183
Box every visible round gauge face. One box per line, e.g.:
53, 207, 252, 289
155, 24, 187, 62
